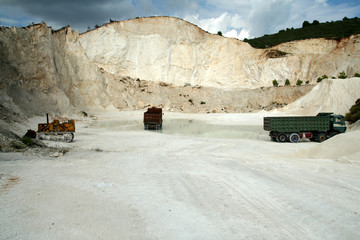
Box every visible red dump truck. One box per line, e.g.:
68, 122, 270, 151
263, 112, 346, 143
144, 107, 163, 130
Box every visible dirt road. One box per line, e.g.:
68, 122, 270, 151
1, 112, 359, 239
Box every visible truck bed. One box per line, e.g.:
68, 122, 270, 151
263, 114, 331, 133
144, 108, 163, 130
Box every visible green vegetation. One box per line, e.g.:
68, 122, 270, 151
296, 79, 303, 86
217, 31, 222, 36
244, 17, 360, 48
354, 73, 360, 77
272, 80, 279, 87
306, 81, 310, 84
21, 137, 35, 147
317, 75, 328, 83
285, 79, 291, 86
200, 101, 206, 105
345, 99, 360, 124
188, 99, 194, 104
338, 71, 347, 79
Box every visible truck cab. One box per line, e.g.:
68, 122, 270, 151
331, 114, 346, 133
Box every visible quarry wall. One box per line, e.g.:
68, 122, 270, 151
1, 16, 359, 118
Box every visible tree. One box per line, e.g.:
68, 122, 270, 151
272, 80, 279, 87
302, 20, 311, 28
217, 31, 222, 36
338, 71, 347, 79
345, 99, 360, 123
296, 79, 303, 86
312, 20, 320, 25
285, 79, 291, 86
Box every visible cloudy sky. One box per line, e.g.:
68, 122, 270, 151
0, 0, 359, 39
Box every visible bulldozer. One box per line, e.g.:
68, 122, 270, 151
35, 114, 75, 142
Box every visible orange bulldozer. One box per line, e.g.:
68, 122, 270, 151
34, 114, 75, 142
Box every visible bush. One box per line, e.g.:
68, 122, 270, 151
217, 31, 222, 36
338, 71, 347, 79
188, 99, 194, 104
200, 101, 206, 105
296, 79, 303, 85
345, 98, 360, 123
354, 73, 360, 77
272, 80, 279, 87
21, 137, 35, 147
285, 79, 291, 86
306, 81, 310, 84
317, 75, 328, 83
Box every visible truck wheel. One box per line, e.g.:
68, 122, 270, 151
316, 133, 327, 142
289, 133, 300, 143
277, 133, 288, 142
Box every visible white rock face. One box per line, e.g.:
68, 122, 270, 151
1, 17, 360, 117
79, 17, 257, 88
282, 78, 360, 115
78, 17, 360, 89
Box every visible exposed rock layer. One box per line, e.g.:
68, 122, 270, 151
0, 17, 359, 120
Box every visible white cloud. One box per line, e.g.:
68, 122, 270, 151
315, 0, 328, 6
184, 0, 348, 40
184, 12, 248, 40
184, 12, 244, 33
223, 29, 238, 38
223, 29, 250, 40
247, 0, 293, 37
186, 0, 360, 40
238, 29, 250, 40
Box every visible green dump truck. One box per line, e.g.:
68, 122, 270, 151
263, 112, 346, 143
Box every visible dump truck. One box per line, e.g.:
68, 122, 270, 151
144, 107, 163, 130
263, 112, 346, 143
36, 114, 75, 142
